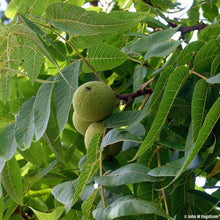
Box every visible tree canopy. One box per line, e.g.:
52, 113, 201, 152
0, 0, 220, 219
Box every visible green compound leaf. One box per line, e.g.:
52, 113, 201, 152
200, 24, 220, 42
101, 129, 141, 150
144, 40, 181, 61
44, 108, 66, 164
132, 66, 189, 161
0, 76, 13, 105
18, 142, 48, 167
1, 156, 23, 205
177, 41, 204, 66
211, 54, 220, 76
148, 157, 185, 177
30, 207, 65, 220
0, 193, 3, 220
148, 65, 174, 109
191, 79, 210, 142
54, 62, 80, 134
193, 38, 220, 74
52, 180, 76, 212
174, 97, 220, 183
24, 52, 44, 85
0, 123, 17, 160
15, 97, 35, 150
18, 16, 63, 75
82, 42, 128, 73
71, 134, 101, 207
122, 27, 178, 54
82, 188, 100, 220
95, 163, 160, 187
104, 111, 142, 128
46, 3, 147, 35
93, 195, 172, 220
34, 76, 55, 141
206, 73, 220, 84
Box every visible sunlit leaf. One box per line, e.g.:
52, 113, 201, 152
18, 142, 48, 167
30, 207, 65, 220
0, 76, 13, 105
46, 3, 147, 35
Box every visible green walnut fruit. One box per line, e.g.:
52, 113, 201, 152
73, 81, 117, 122
84, 121, 104, 149
84, 121, 121, 157
72, 112, 91, 135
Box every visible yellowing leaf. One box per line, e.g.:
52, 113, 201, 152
207, 160, 220, 177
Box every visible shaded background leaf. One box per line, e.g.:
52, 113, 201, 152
1, 156, 23, 205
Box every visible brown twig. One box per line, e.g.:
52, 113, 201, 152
165, 20, 208, 39
179, 24, 207, 38
116, 88, 153, 104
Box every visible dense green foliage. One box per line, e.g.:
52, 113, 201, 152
0, 0, 220, 219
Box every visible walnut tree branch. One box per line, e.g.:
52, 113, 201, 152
179, 24, 207, 38
116, 88, 153, 104
167, 21, 207, 38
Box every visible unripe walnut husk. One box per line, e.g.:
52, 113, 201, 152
84, 121, 122, 157
72, 112, 92, 135
72, 81, 117, 122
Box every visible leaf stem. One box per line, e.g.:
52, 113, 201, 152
156, 146, 170, 218
190, 70, 207, 81
128, 56, 143, 65
99, 129, 106, 208
139, 93, 151, 110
